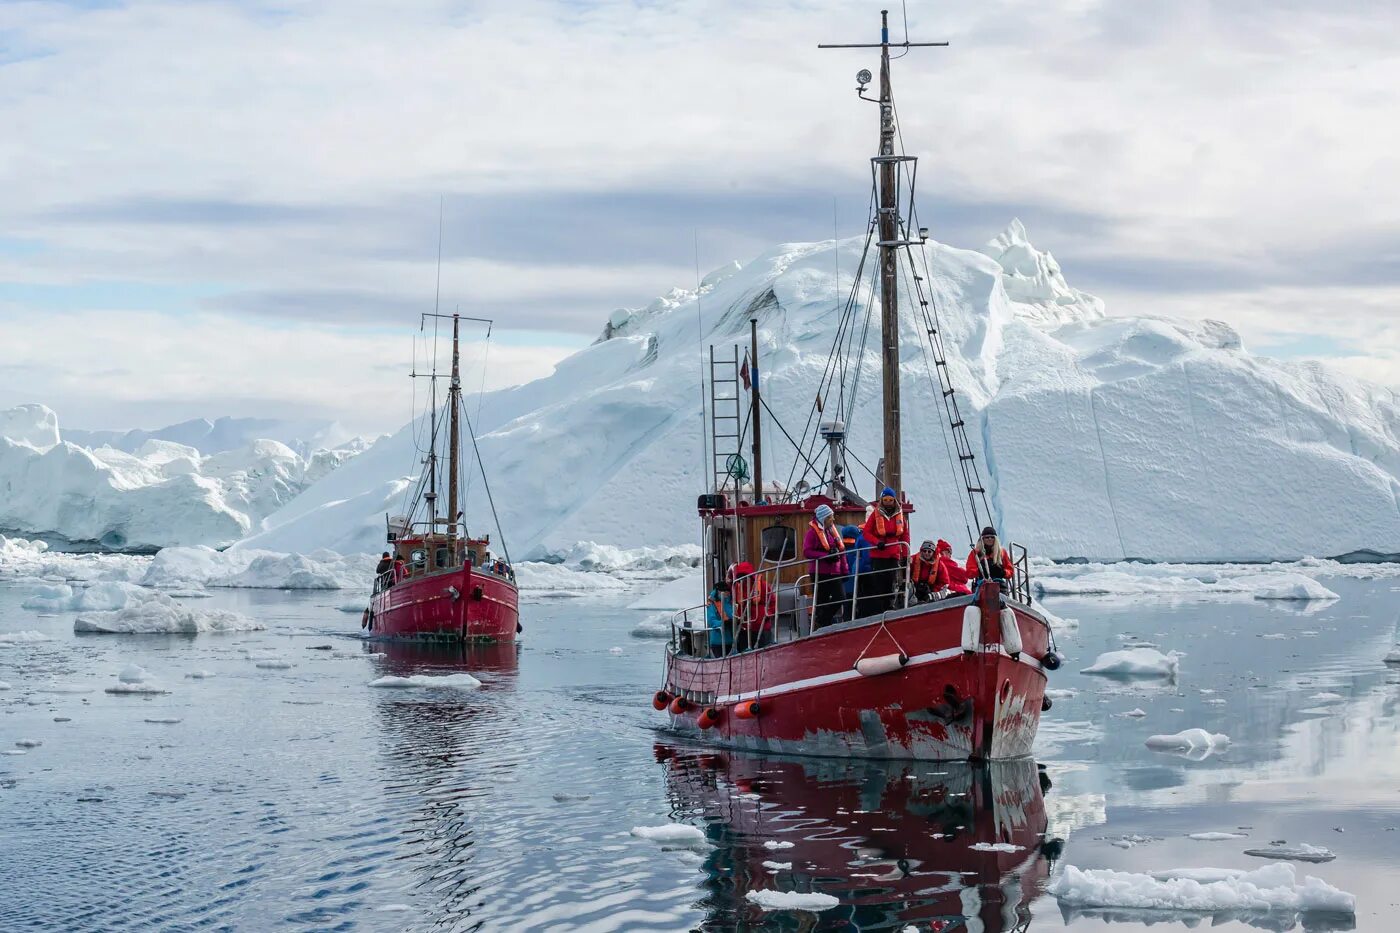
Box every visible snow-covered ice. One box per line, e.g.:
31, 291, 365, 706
745, 889, 839, 912
1049, 863, 1353, 914
1146, 729, 1231, 759
367, 673, 482, 689
969, 842, 1024, 853
0, 630, 52, 645
228, 226, 1400, 563
1188, 832, 1249, 841
763, 840, 795, 850
762, 860, 793, 870
1244, 843, 1337, 863
630, 823, 707, 847
1082, 648, 1181, 678
74, 589, 263, 634
628, 611, 675, 639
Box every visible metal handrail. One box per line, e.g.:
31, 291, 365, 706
671, 539, 1036, 657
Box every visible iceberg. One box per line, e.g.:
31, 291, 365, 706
1049, 863, 1353, 914
73, 589, 263, 634
236, 223, 1399, 563
1082, 647, 1182, 678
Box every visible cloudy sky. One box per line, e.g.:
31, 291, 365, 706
2, 0, 1396, 436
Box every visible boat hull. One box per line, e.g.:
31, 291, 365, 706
661, 591, 1050, 760
367, 567, 519, 642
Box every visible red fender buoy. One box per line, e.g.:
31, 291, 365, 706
668, 696, 690, 715
652, 690, 671, 711
698, 706, 722, 729
734, 700, 761, 720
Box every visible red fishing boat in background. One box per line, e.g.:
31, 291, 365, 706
653, 13, 1064, 759
655, 744, 1060, 929
364, 313, 519, 643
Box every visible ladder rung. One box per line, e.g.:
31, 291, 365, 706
968, 486, 985, 493
943, 389, 955, 398
959, 454, 975, 461
950, 420, 964, 429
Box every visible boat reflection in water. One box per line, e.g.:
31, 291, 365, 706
656, 744, 1062, 931
365, 639, 521, 925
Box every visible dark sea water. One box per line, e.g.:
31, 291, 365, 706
1, 574, 1397, 931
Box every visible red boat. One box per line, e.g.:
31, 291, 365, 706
655, 743, 1060, 930
653, 13, 1064, 760
364, 312, 520, 643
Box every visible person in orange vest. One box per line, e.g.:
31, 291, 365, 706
731, 560, 775, 651
909, 539, 947, 602
860, 487, 910, 617
392, 556, 410, 584
966, 525, 1015, 583
936, 539, 972, 595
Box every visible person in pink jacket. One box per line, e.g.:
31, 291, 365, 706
803, 503, 850, 630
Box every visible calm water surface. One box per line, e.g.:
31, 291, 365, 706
1, 573, 1397, 931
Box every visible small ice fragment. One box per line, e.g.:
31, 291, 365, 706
117, 664, 150, 684
745, 890, 838, 912
367, 674, 481, 689
608, 646, 623, 655
185, 670, 215, 679
1145, 728, 1231, 759
970, 842, 1024, 853
1244, 843, 1336, 863
0, 681, 11, 690
762, 860, 792, 870
1116, 708, 1147, 718
1188, 831, 1248, 841
764, 840, 795, 850
1045, 689, 1076, 699
105, 682, 169, 694
552, 793, 591, 802
255, 660, 294, 670
2, 750, 25, 756
630, 823, 707, 846
1308, 692, 1343, 701
1082, 648, 1180, 678
143, 718, 182, 724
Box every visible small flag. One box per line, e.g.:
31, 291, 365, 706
740, 355, 751, 390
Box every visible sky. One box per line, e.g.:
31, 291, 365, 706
1, 0, 1397, 436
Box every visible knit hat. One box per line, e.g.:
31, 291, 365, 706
919, 539, 935, 551
981, 525, 997, 537
814, 503, 834, 523
881, 486, 897, 499
936, 538, 951, 553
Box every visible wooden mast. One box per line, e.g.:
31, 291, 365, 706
749, 317, 764, 504
875, 10, 901, 498
447, 313, 461, 552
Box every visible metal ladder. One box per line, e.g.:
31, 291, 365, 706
709, 345, 744, 493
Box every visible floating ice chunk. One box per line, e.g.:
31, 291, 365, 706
745, 890, 839, 912
2, 750, 26, 756
629, 612, 675, 639
118, 664, 151, 684
1235, 573, 1339, 601
367, 673, 482, 689
22, 581, 144, 612
15, 739, 42, 748
105, 682, 169, 694
1383, 646, 1400, 665
1116, 708, 1147, 718
970, 842, 1024, 852
764, 840, 795, 850
143, 718, 182, 724
337, 602, 367, 613
608, 646, 623, 655
0, 681, 11, 690
1308, 692, 1343, 702
1048, 862, 1354, 914
1045, 688, 1077, 700
1146, 729, 1231, 759
1082, 648, 1181, 678
0, 630, 52, 645
763, 860, 792, 870
254, 660, 294, 670
630, 823, 707, 847
185, 670, 215, 679
75, 589, 262, 634
628, 572, 703, 611
1244, 843, 1336, 863
1188, 832, 1249, 841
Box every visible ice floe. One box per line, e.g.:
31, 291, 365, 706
763, 840, 795, 850
1049, 862, 1353, 914
74, 589, 263, 634
969, 842, 1024, 853
142, 546, 366, 590
1037, 566, 1340, 602
367, 673, 482, 689
1243, 843, 1336, 863
1145, 729, 1231, 759
630, 823, 707, 847
745, 890, 839, 912
0, 630, 52, 645
628, 612, 675, 639
1082, 648, 1181, 678
104, 664, 169, 694
1188, 831, 1249, 841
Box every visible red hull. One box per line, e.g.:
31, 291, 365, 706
656, 744, 1053, 930
368, 566, 519, 642
662, 590, 1050, 760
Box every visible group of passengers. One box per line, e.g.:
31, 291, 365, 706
703, 488, 1016, 657
374, 549, 515, 587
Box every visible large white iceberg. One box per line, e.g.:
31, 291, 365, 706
0, 405, 369, 550
236, 222, 1400, 563
1050, 863, 1353, 915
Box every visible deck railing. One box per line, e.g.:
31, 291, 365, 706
671, 541, 1033, 658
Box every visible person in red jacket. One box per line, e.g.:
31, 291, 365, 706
859, 487, 910, 617
936, 539, 972, 595
731, 560, 775, 651
966, 525, 1014, 583
909, 540, 947, 602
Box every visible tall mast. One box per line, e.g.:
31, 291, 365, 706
425, 364, 438, 528
820, 10, 947, 500
875, 11, 901, 497
447, 313, 461, 547
748, 317, 764, 504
